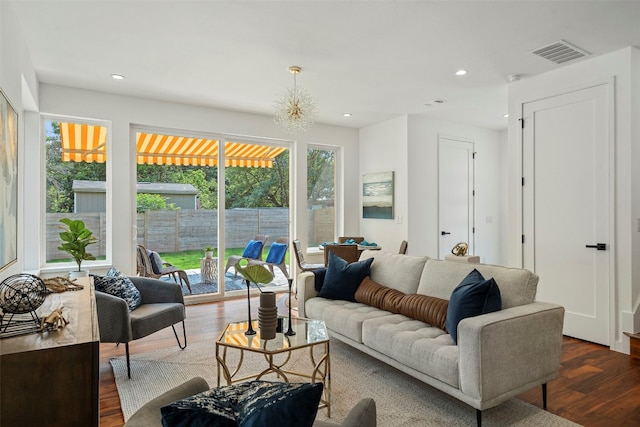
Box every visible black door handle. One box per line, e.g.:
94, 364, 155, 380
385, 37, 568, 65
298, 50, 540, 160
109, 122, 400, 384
585, 243, 606, 251
441, 231, 451, 236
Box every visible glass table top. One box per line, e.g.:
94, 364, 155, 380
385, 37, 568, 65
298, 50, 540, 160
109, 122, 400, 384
217, 317, 328, 353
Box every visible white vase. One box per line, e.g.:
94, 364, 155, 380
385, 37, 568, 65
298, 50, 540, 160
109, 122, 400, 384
69, 270, 89, 280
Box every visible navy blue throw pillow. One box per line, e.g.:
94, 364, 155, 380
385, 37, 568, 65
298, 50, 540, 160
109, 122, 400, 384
318, 252, 374, 301
313, 268, 327, 292
161, 381, 323, 427
242, 240, 263, 259
446, 269, 501, 344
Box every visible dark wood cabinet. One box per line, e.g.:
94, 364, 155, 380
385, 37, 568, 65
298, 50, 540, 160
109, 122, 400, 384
1, 279, 99, 426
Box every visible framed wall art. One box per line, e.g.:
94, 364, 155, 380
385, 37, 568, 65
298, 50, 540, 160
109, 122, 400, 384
0, 88, 18, 272
362, 171, 394, 219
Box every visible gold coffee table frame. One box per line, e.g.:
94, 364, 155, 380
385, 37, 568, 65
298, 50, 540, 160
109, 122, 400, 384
216, 317, 331, 416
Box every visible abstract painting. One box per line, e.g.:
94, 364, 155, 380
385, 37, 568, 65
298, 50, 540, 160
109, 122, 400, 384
362, 171, 394, 219
0, 88, 18, 272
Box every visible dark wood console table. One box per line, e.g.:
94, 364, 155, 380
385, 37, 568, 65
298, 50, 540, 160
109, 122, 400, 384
0, 277, 99, 426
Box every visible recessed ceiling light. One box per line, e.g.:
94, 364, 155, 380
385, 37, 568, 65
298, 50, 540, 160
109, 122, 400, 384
503, 113, 509, 118
343, 113, 352, 117
455, 69, 467, 76
111, 74, 125, 80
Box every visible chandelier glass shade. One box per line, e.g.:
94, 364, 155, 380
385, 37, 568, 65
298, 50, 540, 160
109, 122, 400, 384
274, 66, 317, 134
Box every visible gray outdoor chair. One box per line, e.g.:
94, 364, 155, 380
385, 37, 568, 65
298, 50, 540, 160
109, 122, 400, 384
95, 276, 187, 379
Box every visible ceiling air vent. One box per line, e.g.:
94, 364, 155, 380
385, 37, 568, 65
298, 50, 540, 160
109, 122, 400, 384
531, 40, 590, 64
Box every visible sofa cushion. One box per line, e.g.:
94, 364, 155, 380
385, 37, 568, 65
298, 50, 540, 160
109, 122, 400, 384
160, 380, 323, 427
355, 276, 405, 313
362, 315, 458, 388
319, 252, 374, 301
397, 294, 449, 332
355, 277, 449, 331
417, 259, 537, 309
359, 250, 428, 294
445, 269, 502, 344
305, 298, 394, 343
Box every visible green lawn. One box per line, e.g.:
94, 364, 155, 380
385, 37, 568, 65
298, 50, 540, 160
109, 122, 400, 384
160, 248, 290, 270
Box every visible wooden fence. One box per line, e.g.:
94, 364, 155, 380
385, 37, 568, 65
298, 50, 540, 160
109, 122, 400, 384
46, 207, 334, 259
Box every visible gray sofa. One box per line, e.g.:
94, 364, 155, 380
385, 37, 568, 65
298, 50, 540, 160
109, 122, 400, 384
124, 377, 377, 427
298, 250, 565, 426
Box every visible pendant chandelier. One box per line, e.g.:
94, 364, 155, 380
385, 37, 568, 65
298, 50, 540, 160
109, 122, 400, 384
274, 66, 318, 134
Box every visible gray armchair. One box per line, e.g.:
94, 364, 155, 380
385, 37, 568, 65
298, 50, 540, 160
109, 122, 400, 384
95, 276, 187, 378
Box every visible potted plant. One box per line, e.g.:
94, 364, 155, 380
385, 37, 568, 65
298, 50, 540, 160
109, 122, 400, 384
204, 246, 214, 259
57, 218, 97, 279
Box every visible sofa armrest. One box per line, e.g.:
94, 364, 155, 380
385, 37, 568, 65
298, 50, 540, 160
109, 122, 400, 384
457, 301, 564, 406
297, 272, 319, 318
129, 276, 184, 305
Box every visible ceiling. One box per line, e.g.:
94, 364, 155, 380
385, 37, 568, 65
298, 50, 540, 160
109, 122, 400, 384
9, 1, 640, 131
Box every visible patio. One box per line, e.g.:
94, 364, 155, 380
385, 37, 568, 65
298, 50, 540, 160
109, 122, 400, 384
162, 265, 290, 296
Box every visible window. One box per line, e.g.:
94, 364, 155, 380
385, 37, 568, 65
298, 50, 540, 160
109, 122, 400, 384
44, 118, 109, 268
307, 147, 336, 247
133, 128, 290, 299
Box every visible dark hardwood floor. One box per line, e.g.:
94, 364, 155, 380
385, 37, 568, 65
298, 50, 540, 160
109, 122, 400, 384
99, 298, 640, 427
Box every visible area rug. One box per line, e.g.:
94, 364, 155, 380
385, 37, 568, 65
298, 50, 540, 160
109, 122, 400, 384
111, 339, 581, 426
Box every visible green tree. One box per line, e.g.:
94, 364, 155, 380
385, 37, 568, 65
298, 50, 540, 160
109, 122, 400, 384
46, 122, 106, 213
136, 193, 178, 212
307, 149, 335, 205
225, 151, 289, 208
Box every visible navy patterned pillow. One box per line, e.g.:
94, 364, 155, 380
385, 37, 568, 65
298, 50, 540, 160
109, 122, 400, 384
161, 381, 323, 427
92, 269, 142, 311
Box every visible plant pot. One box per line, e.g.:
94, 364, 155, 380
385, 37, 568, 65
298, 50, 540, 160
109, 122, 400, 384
258, 291, 278, 340
205, 251, 213, 259
69, 270, 89, 279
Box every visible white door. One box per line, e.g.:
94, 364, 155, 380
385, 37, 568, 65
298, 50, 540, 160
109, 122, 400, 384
438, 137, 474, 259
522, 84, 610, 345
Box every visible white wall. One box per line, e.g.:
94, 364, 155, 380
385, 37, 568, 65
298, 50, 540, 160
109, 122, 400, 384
358, 116, 409, 252
0, 2, 38, 279
507, 47, 640, 353
405, 116, 504, 263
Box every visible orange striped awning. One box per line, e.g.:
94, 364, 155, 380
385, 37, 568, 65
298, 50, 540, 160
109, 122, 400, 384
136, 132, 287, 168
59, 122, 107, 163
59, 123, 286, 168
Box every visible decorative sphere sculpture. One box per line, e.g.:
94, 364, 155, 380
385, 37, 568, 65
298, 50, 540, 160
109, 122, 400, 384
0, 274, 47, 314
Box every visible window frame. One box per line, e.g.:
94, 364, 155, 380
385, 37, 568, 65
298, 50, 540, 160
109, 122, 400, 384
40, 114, 113, 272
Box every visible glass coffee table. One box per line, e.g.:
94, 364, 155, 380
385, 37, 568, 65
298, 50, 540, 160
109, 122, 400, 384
216, 317, 331, 415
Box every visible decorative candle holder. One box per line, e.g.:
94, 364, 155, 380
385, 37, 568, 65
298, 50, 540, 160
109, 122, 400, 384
244, 279, 256, 336
285, 278, 296, 336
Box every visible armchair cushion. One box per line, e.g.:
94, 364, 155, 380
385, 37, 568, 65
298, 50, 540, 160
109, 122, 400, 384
242, 240, 263, 259
147, 250, 164, 274
265, 242, 287, 264
92, 269, 142, 311
160, 381, 323, 427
